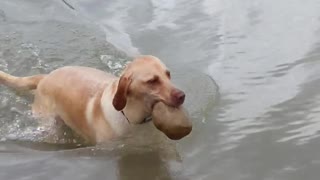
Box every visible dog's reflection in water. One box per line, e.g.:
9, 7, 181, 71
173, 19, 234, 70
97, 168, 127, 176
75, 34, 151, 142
118, 150, 172, 180
9, 121, 187, 180
115, 123, 187, 180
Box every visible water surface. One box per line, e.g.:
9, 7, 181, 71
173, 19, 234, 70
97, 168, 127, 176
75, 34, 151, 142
1, 0, 320, 180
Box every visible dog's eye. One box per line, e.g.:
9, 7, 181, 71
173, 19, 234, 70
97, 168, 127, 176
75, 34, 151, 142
147, 76, 159, 84
166, 70, 171, 79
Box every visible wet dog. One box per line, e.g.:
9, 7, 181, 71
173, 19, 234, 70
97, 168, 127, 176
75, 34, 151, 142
0, 55, 192, 144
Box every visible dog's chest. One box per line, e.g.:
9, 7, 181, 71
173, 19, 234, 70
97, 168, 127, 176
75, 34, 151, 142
100, 92, 130, 137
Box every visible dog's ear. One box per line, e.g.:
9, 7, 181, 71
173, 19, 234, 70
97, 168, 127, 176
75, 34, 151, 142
112, 75, 132, 111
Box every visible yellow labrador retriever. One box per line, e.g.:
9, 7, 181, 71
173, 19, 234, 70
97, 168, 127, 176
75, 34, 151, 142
0, 55, 190, 144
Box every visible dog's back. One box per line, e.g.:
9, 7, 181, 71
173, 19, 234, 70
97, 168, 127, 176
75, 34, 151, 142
32, 66, 118, 142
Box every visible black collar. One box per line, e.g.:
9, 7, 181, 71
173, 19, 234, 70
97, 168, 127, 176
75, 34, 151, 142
120, 111, 152, 124
121, 111, 130, 123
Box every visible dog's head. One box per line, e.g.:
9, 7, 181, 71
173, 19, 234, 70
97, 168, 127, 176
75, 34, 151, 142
112, 56, 192, 139
112, 55, 186, 119
113, 56, 185, 112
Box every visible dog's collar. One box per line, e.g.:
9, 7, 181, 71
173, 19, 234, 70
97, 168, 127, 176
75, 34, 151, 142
120, 111, 152, 124
142, 116, 152, 124
121, 111, 130, 123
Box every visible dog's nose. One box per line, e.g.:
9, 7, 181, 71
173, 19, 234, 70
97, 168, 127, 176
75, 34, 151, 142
172, 89, 185, 106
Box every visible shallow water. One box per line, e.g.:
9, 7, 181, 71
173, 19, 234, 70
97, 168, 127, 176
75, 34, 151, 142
1, 0, 320, 179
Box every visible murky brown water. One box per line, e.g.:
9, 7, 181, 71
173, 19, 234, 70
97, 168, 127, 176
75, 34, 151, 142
1, 0, 320, 179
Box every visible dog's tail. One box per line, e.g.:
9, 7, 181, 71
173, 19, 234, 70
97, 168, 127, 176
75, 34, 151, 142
0, 71, 46, 90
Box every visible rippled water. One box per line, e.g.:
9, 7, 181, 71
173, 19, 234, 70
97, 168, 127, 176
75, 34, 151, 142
1, 0, 320, 179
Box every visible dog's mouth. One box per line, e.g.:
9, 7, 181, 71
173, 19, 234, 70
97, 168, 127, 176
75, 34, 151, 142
150, 101, 158, 110
143, 97, 184, 125
148, 94, 183, 111
157, 100, 182, 109
142, 101, 178, 125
